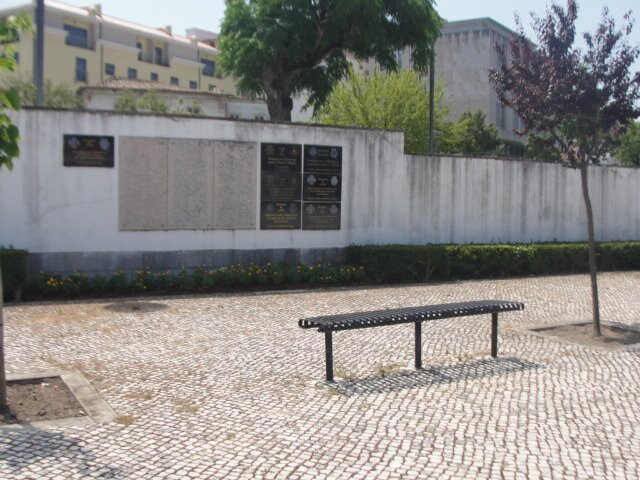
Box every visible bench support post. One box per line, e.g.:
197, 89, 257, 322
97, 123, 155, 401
325, 331, 334, 382
491, 312, 498, 357
415, 321, 422, 369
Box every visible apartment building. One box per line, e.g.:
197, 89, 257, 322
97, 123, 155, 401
0, 0, 236, 94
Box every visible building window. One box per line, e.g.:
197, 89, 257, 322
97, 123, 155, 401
150, 72, 158, 81
154, 46, 163, 65
64, 24, 89, 49
104, 63, 115, 76
75, 57, 87, 82
202, 59, 215, 77
128, 68, 137, 79
189, 80, 197, 89
136, 42, 142, 61
170, 77, 179, 85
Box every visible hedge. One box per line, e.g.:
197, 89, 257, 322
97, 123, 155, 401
6, 242, 640, 300
0, 248, 28, 302
27, 263, 367, 299
345, 242, 640, 284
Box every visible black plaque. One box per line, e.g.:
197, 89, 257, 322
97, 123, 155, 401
261, 143, 302, 172
304, 145, 342, 174
262, 171, 301, 202
261, 202, 301, 230
63, 135, 114, 167
303, 173, 341, 202
302, 202, 341, 230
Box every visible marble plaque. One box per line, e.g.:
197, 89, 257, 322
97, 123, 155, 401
119, 137, 168, 230
213, 141, 257, 230
168, 139, 214, 230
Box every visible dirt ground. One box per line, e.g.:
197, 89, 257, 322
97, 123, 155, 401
534, 322, 640, 349
1, 377, 86, 424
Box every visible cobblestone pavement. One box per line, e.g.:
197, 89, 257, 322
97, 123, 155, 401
2, 272, 640, 479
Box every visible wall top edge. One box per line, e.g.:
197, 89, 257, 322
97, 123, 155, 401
17, 107, 406, 135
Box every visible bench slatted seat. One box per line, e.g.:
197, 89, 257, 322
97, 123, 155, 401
299, 300, 524, 381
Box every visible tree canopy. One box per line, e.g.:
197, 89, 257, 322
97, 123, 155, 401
489, 0, 640, 336
219, 0, 442, 121
489, 1, 640, 167
2, 75, 85, 110
441, 111, 503, 156
315, 68, 449, 154
316, 68, 502, 156
614, 121, 640, 166
0, 13, 30, 171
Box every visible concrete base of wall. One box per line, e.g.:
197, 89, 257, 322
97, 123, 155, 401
27, 248, 346, 276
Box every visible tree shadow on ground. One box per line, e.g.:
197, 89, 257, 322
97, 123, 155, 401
330, 357, 540, 397
0, 427, 122, 477
102, 301, 168, 313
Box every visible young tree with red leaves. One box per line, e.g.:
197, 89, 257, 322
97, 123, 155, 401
490, 0, 640, 337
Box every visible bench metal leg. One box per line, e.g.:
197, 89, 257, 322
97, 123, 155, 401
415, 321, 422, 369
325, 331, 334, 382
491, 312, 498, 357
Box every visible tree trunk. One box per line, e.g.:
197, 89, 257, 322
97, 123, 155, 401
579, 162, 602, 337
265, 90, 293, 122
262, 70, 293, 122
0, 268, 6, 409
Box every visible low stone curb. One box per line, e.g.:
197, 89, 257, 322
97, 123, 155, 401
1, 369, 116, 430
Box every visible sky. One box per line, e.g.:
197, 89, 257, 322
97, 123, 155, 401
1, 0, 639, 71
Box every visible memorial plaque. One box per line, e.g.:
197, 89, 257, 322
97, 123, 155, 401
64, 135, 114, 167
260, 201, 301, 230
261, 171, 302, 202
303, 173, 341, 202
304, 145, 342, 174
302, 202, 341, 230
261, 143, 302, 172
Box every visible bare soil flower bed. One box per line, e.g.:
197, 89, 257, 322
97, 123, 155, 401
0, 377, 87, 424
533, 322, 640, 349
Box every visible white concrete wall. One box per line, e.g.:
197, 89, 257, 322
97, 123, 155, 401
1, 109, 639, 269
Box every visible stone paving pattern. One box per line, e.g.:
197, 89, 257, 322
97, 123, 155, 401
1, 272, 640, 479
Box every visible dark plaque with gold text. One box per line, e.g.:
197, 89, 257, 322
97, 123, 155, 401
260, 202, 301, 230
261, 143, 302, 171
260, 143, 303, 229
304, 145, 342, 175
303, 173, 341, 202
302, 202, 341, 230
262, 171, 302, 202
63, 135, 114, 167
302, 144, 342, 230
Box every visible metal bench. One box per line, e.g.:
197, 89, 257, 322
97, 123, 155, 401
299, 300, 525, 382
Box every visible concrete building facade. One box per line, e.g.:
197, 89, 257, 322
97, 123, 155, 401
79, 78, 269, 120
435, 18, 525, 154
295, 18, 527, 154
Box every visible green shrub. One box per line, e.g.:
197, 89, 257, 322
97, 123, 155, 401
0, 247, 28, 301
23, 261, 367, 299
346, 242, 640, 284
